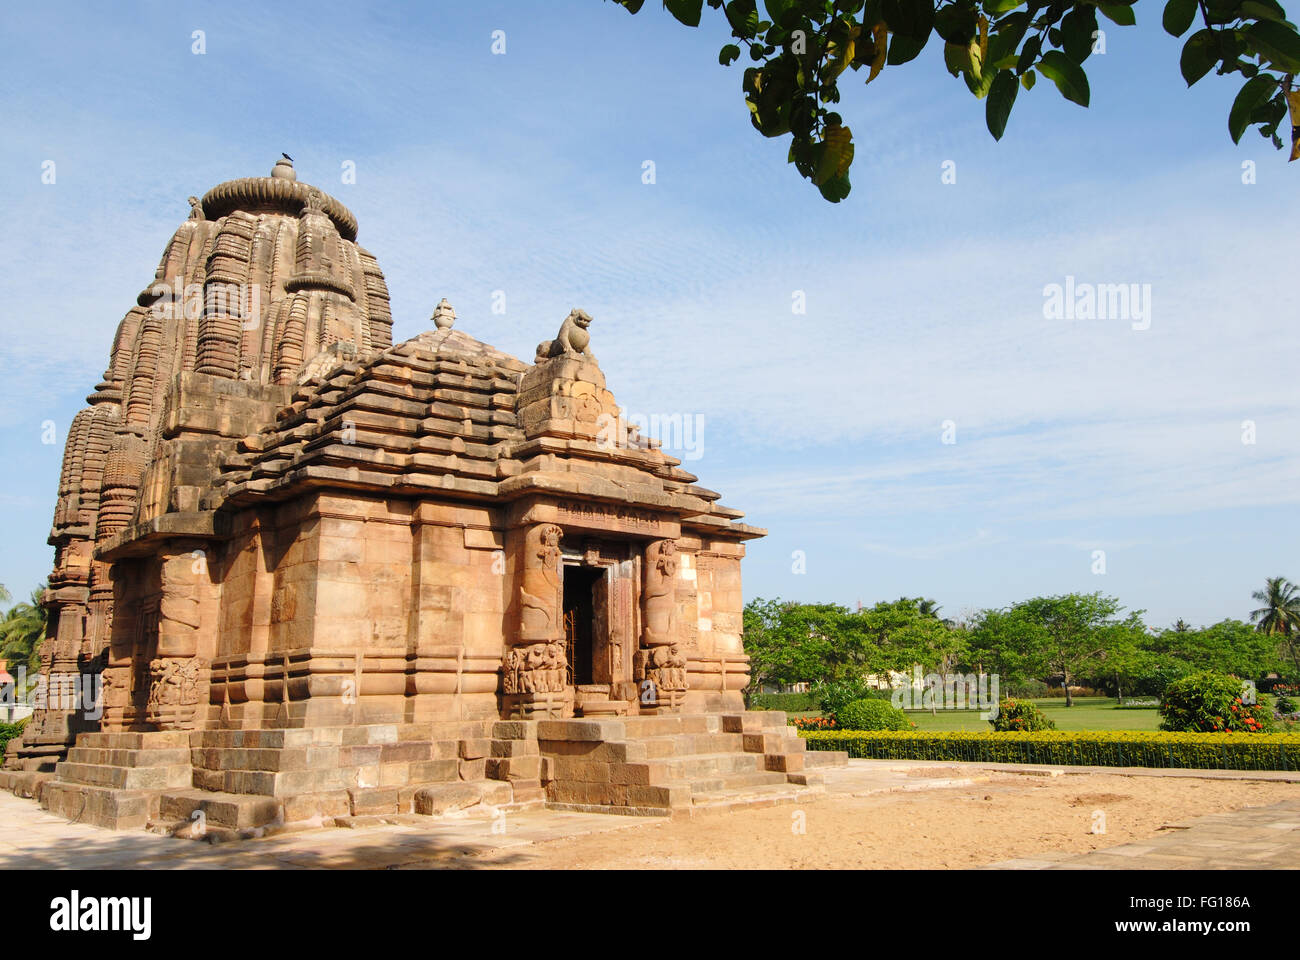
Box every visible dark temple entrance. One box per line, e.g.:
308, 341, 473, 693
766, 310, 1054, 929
562, 565, 603, 687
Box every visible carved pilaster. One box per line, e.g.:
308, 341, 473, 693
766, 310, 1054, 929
502, 523, 572, 718
637, 539, 687, 711
144, 547, 209, 729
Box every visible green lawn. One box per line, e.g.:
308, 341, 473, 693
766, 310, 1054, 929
796, 697, 1164, 733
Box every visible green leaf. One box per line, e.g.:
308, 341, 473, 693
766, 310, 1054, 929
965, 55, 997, 97
762, 0, 793, 21
1245, 20, 1300, 72
1098, 4, 1136, 26
1162, 0, 1198, 37
883, 0, 936, 41
665, 0, 705, 27
1037, 50, 1090, 106
1061, 6, 1099, 63
724, 0, 761, 38
814, 123, 854, 184
616, 0, 647, 12
982, 0, 1025, 13
935, 3, 979, 42
1228, 74, 1277, 142
1016, 34, 1041, 72
719, 43, 742, 64
986, 70, 1019, 139
1240, 0, 1287, 22
887, 32, 929, 64
944, 40, 975, 76
1180, 29, 1217, 86
1020, 68, 1036, 89
817, 172, 852, 202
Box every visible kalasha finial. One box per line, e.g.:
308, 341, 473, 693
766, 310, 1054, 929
432, 298, 456, 330
271, 154, 296, 181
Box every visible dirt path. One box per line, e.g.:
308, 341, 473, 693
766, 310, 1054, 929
451, 770, 1300, 869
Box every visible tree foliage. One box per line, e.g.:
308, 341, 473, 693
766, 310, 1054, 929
743, 596, 963, 694
612, 0, 1300, 200
966, 592, 1145, 705
0, 585, 48, 677
1250, 575, 1300, 672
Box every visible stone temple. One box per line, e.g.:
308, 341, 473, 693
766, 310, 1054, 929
2, 159, 842, 832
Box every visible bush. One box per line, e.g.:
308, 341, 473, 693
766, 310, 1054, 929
813, 678, 894, 715
836, 698, 912, 731
749, 692, 817, 712
0, 718, 27, 758
1004, 679, 1048, 698
1276, 695, 1298, 714
799, 729, 1300, 770
1159, 671, 1273, 733
990, 698, 1056, 731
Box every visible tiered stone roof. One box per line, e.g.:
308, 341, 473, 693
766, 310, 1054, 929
212, 322, 759, 538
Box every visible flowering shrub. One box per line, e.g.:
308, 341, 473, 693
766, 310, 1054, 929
1159, 671, 1273, 733
836, 698, 913, 731
789, 715, 838, 732
989, 698, 1055, 732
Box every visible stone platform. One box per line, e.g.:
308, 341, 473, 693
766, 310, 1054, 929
15, 711, 846, 836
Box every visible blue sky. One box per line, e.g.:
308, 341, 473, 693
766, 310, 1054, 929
0, 0, 1296, 627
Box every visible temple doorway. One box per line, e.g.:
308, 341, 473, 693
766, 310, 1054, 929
562, 564, 604, 687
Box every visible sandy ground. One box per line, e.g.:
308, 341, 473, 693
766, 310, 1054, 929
443, 769, 1300, 869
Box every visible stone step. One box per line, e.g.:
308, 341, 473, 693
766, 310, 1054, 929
65, 746, 192, 768
159, 789, 282, 829
637, 732, 746, 758
690, 780, 824, 810
54, 761, 193, 791
665, 752, 765, 780
804, 750, 849, 768
75, 732, 193, 751
721, 711, 791, 733
684, 770, 789, 795
620, 715, 720, 738
575, 700, 630, 717
41, 780, 161, 830
742, 731, 805, 754
784, 771, 825, 786
1, 769, 53, 800
412, 780, 512, 816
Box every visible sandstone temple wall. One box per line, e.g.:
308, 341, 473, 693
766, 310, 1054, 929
6, 160, 764, 775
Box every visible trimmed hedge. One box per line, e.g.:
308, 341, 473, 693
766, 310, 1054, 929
750, 692, 818, 712
799, 729, 1300, 771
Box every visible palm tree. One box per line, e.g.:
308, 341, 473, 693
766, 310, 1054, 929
0, 585, 48, 678
1250, 577, 1300, 674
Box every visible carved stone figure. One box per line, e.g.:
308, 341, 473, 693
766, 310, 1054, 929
518, 523, 563, 642
642, 539, 678, 647
502, 641, 567, 695
535, 309, 595, 363
644, 643, 688, 694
